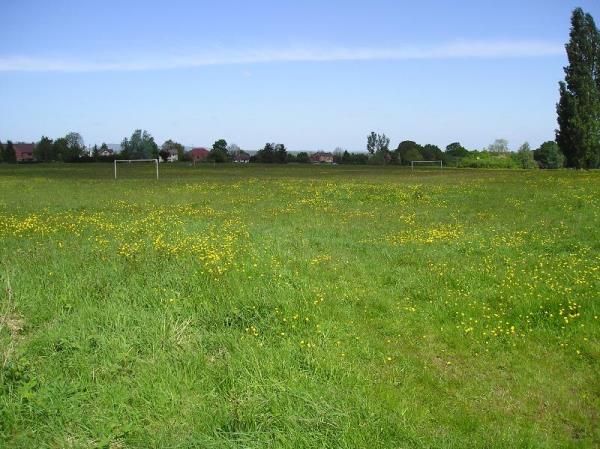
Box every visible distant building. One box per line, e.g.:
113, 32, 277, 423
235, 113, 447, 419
14, 143, 35, 162
233, 153, 250, 163
166, 148, 178, 162
190, 147, 209, 162
310, 151, 334, 164
99, 148, 114, 157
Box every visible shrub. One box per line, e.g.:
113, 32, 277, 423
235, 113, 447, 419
458, 152, 519, 168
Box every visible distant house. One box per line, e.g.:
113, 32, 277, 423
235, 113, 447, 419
165, 148, 178, 162
233, 153, 250, 163
310, 151, 334, 164
14, 143, 35, 162
190, 147, 209, 162
99, 148, 113, 157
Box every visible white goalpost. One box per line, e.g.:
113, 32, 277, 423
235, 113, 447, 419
114, 159, 159, 180
411, 160, 443, 171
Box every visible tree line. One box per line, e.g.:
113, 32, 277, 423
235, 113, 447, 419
338, 136, 564, 169
0, 130, 568, 169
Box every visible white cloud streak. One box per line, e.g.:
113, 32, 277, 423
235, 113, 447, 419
0, 40, 563, 72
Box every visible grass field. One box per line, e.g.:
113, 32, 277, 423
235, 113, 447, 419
0, 163, 599, 448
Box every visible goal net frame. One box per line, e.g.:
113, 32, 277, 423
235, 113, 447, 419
114, 159, 159, 180
411, 160, 443, 171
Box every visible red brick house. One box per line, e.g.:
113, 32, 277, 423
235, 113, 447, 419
310, 151, 334, 164
14, 143, 35, 162
190, 147, 209, 162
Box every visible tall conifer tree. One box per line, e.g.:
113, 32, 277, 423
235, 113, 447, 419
556, 8, 600, 169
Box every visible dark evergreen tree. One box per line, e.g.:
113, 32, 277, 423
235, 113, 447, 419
35, 136, 54, 161
255, 143, 276, 163
275, 144, 288, 163
4, 141, 16, 163
53, 137, 69, 161
296, 152, 310, 163
556, 8, 600, 169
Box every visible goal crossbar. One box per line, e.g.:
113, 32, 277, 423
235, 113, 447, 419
411, 160, 443, 170
114, 159, 159, 179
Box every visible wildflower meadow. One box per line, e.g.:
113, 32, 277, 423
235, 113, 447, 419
0, 163, 598, 448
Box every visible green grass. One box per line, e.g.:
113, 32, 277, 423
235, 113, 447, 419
0, 163, 598, 448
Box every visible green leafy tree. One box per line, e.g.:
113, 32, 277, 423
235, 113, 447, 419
395, 141, 423, 165
121, 130, 159, 159
375, 134, 390, 153
353, 153, 369, 164
91, 144, 100, 160
445, 142, 469, 158
375, 135, 391, 164
366, 132, 390, 160
208, 139, 229, 162
556, 8, 600, 169
3, 141, 16, 163
402, 147, 423, 165
444, 142, 470, 166
369, 150, 391, 165
65, 132, 84, 149
34, 136, 54, 161
421, 144, 443, 160
534, 141, 565, 168
365, 133, 391, 163
296, 152, 310, 163
515, 142, 537, 169
60, 132, 85, 161
0, 141, 4, 163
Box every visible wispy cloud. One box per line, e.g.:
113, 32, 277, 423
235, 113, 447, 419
0, 40, 563, 72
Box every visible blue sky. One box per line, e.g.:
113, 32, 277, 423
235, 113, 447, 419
1, 0, 599, 152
